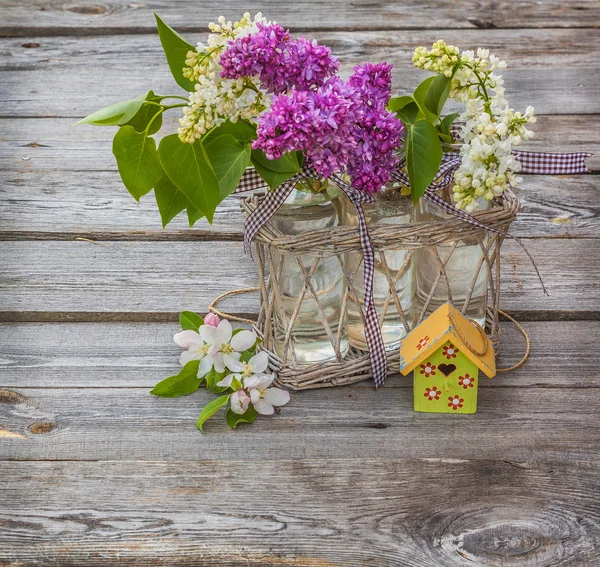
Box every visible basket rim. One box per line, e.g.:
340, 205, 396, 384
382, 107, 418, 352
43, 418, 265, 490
241, 189, 519, 254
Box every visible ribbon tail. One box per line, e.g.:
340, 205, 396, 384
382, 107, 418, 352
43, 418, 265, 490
353, 203, 388, 388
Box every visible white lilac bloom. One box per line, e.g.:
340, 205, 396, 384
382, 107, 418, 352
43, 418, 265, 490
174, 319, 257, 379
218, 351, 269, 387
178, 13, 271, 143
244, 374, 290, 415
413, 40, 535, 211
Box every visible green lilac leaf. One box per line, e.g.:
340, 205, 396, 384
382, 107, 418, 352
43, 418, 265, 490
405, 120, 444, 204
204, 120, 257, 146
425, 73, 451, 119
395, 101, 420, 125
187, 204, 204, 227
77, 92, 151, 126
196, 394, 231, 431
154, 174, 188, 227
387, 95, 415, 114
112, 126, 163, 201
154, 13, 196, 92
150, 360, 201, 397
179, 311, 204, 332
226, 406, 258, 429
124, 91, 164, 135
412, 76, 437, 122
251, 149, 301, 173
157, 134, 221, 223
204, 134, 251, 200
439, 112, 460, 137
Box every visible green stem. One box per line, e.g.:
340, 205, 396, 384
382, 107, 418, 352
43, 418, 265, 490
159, 95, 190, 102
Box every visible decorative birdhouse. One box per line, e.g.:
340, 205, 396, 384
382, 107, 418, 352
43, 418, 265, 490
399, 303, 496, 414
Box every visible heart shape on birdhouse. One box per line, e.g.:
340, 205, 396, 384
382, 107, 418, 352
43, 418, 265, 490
438, 363, 457, 377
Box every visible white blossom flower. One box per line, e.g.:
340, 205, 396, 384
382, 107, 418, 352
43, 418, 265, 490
230, 389, 251, 415
244, 374, 290, 415
217, 351, 269, 387
174, 319, 257, 379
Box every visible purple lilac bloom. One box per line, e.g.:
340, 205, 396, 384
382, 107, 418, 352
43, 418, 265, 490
220, 23, 339, 94
253, 77, 362, 177
253, 62, 404, 192
349, 62, 394, 109
344, 63, 404, 193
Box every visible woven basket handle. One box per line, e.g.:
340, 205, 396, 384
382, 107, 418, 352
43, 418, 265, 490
207, 287, 259, 325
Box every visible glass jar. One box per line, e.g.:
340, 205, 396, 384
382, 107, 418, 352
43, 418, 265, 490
414, 187, 490, 328
269, 179, 349, 364
340, 188, 415, 351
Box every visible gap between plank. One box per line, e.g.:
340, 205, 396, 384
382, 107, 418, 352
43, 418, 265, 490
0, 310, 598, 323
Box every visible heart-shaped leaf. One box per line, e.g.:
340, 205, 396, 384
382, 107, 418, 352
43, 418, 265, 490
204, 120, 257, 146
204, 134, 251, 200
112, 126, 163, 201
425, 73, 451, 119
412, 76, 438, 122
197, 394, 231, 431
404, 120, 443, 203
158, 134, 221, 222
155, 13, 196, 92
78, 92, 152, 126
387, 95, 415, 114
154, 174, 188, 227
151, 360, 202, 397
124, 91, 164, 135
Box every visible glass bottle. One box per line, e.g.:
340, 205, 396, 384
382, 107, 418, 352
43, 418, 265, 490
269, 179, 349, 364
414, 187, 490, 328
340, 187, 415, 351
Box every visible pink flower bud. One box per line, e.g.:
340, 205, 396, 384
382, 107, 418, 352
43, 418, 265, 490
204, 312, 221, 327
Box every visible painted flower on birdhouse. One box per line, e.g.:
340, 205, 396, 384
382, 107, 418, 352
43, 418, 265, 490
420, 362, 437, 377
458, 374, 475, 389
424, 387, 441, 400
399, 303, 496, 414
448, 395, 464, 410
443, 343, 458, 359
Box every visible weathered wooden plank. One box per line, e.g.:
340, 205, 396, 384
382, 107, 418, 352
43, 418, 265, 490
2, 172, 598, 240
2, 29, 599, 116
1, 459, 599, 566
1, 321, 595, 389
3, 116, 597, 174
1, 385, 599, 461
2, 0, 599, 36
0, 239, 597, 319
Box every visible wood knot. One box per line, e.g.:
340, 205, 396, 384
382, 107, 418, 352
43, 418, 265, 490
29, 421, 55, 435
22, 42, 40, 48
368, 423, 388, 429
66, 5, 106, 15
0, 389, 27, 404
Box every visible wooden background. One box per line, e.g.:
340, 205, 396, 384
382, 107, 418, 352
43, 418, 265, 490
1, 1, 599, 565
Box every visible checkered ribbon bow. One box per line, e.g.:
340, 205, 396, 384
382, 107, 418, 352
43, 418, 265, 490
235, 149, 591, 388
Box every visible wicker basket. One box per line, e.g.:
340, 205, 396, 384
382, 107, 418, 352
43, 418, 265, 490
237, 189, 519, 390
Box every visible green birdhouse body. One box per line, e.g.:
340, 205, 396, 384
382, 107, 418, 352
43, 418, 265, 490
399, 303, 496, 414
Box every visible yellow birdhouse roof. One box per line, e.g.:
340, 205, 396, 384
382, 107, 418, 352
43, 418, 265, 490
399, 303, 496, 378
